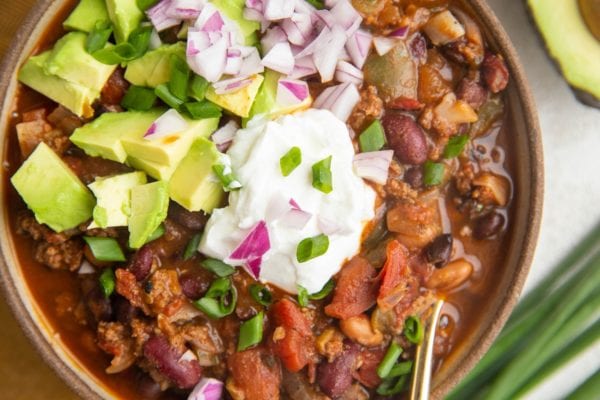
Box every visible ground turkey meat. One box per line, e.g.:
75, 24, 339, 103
348, 85, 384, 133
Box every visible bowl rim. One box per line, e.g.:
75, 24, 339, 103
0, 1, 544, 399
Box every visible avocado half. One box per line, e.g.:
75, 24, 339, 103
528, 0, 600, 108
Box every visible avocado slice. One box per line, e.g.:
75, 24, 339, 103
11, 143, 95, 232
63, 0, 110, 33
205, 74, 264, 118
126, 156, 179, 181
128, 181, 169, 249
18, 51, 98, 118
169, 138, 225, 213
529, 0, 600, 106
88, 171, 147, 229
124, 43, 186, 88
105, 0, 144, 43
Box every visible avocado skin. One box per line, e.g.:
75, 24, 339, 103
63, 0, 109, 33
529, 0, 600, 108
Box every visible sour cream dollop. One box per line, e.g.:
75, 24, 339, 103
199, 109, 376, 294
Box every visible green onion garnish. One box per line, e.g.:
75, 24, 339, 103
92, 25, 152, 64
99, 268, 116, 298
83, 236, 126, 262
376, 374, 409, 396
388, 361, 413, 378
308, 279, 335, 300
121, 85, 157, 111
169, 55, 190, 101
404, 316, 424, 344
312, 156, 333, 194
423, 161, 445, 187
137, 0, 158, 11
377, 342, 403, 379
85, 20, 113, 54
189, 74, 209, 101
280, 146, 302, 177
297, 234, 329, 263
155, 84, 184, 109
249, 284, 273, 307
237, 311, 264, 351
297, 285, 309, 307
443, 134, 469, 158
146, 223, 165, 243
193, 277, 237, 319
201, 258, 236, 277
183, 233, 202, 261
213, 163, 242, 192
359, 120, 386, 152
183, 101, 222, 119
305, 0, 325, 9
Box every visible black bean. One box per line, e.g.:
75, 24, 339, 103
425, 234, 453, 268
143, 335, 202, 390
473, 211, 505, 240
112, 295, 138, 324
168, 202, 208, 231
128, 245, 153, 281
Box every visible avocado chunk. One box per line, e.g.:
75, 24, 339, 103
205, 74, 264, 118
212, 0, 260, 45
44, 32, 117, 92
11, 143, 95, 232
18, 51, 97, 118
70, 110, 162, 162
529, 0, 600, 106
63, 0, 110, 33
248, 69, 313, 121
128, 181, 169, 249
124, 43, 186, 88
126, 156, 178, 181
105, 0, 144, 43
88, 171, 147, 229
169, 138, 225, 213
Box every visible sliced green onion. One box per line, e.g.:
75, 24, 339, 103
137, 0, 158, 11
83, 236, 126, 262
376, 374, 409, 396
169, 55, 190, 101
388, 361, 413, 378
305, 0, 325, 9
443, 134, 469, 158
312, 156, 333, 194
297, 285, 309, 307
183, 233, 202, 261
404, 316, 424, 344
308, 279, 335, 300
377, 342, 403, 379
280, 147, 302, 177
189, 74, 209, 101
359, 120, 386, 152
237, 311, 264, 351
155, 84, 184, 109
127, 25, 153, 54
213, 164, 242, 192
85, 20, 113, 54
92, 25, 152, 64
99, 268, 116, 298
193, 277, 237, 319
183, 101, 222, 119
121, 85, 157, 111
297, 234, 329, 263
201, 258, 235, 277
423, 161, 445, 187
146, 223, 165, 243
249, 284, 273, 307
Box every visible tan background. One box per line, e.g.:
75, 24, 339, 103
1, 2, 78, 399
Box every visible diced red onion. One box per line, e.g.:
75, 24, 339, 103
230, 221, 270, 279
239, 48, 265, 76
213, 76, 253, 95
261, 26, 288, 55
224, 55, 243, 75
188, 36, 227, 82
211, 120, 239, 148
188, 377, 223, 400
266, 193, 291, 222
281, 12, 313, 46
294, 26, 330, 59
335, 60, 363, 85
345, 29, 372, 69
246, 0, 264, 12
187, 29, 210, 55
373, 36, 397, 56
78, 260, 95, 275
353, 150, 394, 184
147, 0, 181, 32
243, 7, 265, 23
263, 0, 295, 21
166, 0, 204, 20
408, 33, 428, 65
145, 109, 189, 139
389, 25, 409, 39
313, 24, 347, 82
261, 42, 295, 75
277, 79, 309, 107
314, 9, 336, 30
279, 208, 312, 229
294, 0, 316, 14
330, 0, 362, 36
289, 198, 301, 210
325, 0, 341, 7
314, 82, 360, 122
289, 56, 317, 79
202, 10, 225, 32
318, 215, 342, 235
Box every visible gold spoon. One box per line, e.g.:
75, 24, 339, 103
409, 299, 445, 400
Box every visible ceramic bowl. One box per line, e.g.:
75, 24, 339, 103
0, 1, 543, 398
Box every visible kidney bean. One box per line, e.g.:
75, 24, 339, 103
179, 273, 209, 300
473, 211, 506, 240
143, 335, 202, 390
425, 234, 453, 268
128, 245, 153, 281
456, 77, 488, 110
382, 114, 428, 165
317, 341, 360, 398
403, 166, 423, 188
481, 53, 509, 93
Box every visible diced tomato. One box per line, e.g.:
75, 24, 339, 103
324, 256, 378, 320
377, 240, 411, 311
271, 298, 314, 372
228, 347, 281, 400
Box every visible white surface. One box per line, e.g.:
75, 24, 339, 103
488, 0, 600, 398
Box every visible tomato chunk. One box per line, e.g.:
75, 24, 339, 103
377, 240, 410, 311
227, 347, 281, 400
271, 298, 315, 372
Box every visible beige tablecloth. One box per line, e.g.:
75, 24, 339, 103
1, 2, 77, 399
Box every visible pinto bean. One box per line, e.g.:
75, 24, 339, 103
339, 314, 384, 347
382, 114, 428, 165
317, 341, 361, 398
128, 245, 154, 281
426, 259, 473, 291
425, 234, 453, 268
473, 211, 505, 240
482, 53, 509, 93
143, 335, 202, 389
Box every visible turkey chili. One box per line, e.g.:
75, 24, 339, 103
4, 0, 513, 399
